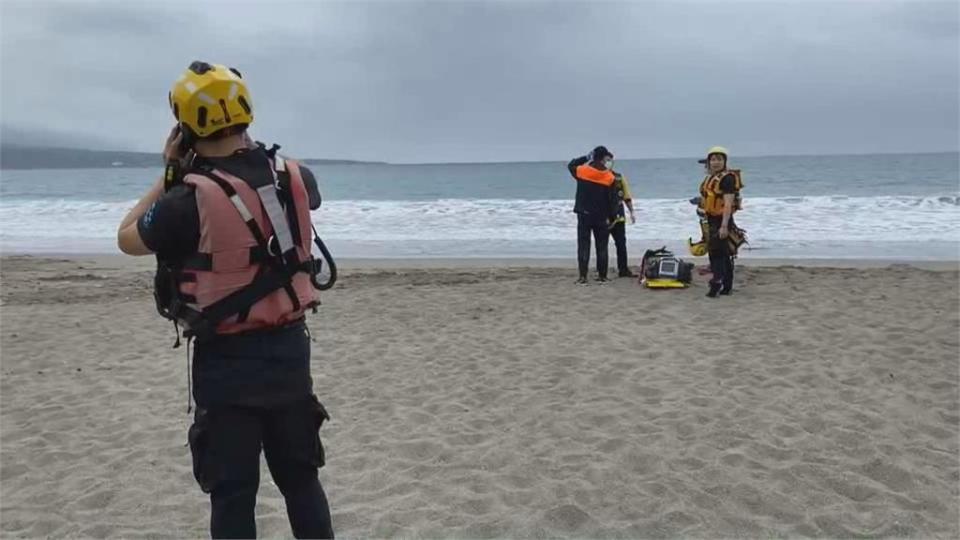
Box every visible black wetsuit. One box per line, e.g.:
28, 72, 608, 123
567, 156, 615, 279
609, 176, 630, 275
138, 144, 334, 539
707, 172, 738, 293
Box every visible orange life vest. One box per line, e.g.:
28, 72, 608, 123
575, 164, 615, 186
698, 169, 743, 217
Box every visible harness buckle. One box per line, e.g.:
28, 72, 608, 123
267, 234, 282, 257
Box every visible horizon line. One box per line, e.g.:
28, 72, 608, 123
1, 143, 956, 166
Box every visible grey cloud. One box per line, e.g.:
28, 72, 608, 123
887, 0, 960, 39
1, 0, 956, 162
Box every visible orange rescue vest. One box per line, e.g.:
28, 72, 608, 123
698, 169, 743, 217
575, 164, 615, 186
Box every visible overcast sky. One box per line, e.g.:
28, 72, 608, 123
1, 0, 957, 163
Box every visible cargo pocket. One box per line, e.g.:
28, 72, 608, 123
187, 409, 215, 493
310, 395, 331, 468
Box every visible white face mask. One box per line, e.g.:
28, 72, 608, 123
604, 158, 613, 169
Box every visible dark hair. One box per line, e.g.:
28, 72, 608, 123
698, 153, 727, 164
204, 123, 248, 141
592, 145, 613, 160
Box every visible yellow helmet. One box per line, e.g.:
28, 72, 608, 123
169, 61, 253, 139
707, 146, 729, 159
688, 239, 707, 257
699, 146, 729, 164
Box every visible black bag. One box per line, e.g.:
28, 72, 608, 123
153, 258, 181, 321
641, 247, 694, 284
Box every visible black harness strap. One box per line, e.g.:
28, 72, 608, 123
271, 158, 304, 313
237, 263, 265, 324
182, 260, 313, 339
275, 161, 304, 250
180, 246, 272, 271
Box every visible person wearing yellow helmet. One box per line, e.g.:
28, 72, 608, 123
696, 146, 744, 297
117, 61, 334, 538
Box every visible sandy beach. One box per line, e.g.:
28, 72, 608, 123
1, 255, 958, 538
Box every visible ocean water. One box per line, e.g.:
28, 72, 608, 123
1, 153, 958, 259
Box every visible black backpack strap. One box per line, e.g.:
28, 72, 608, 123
268, 157, 303, 313
265, 155, 336, 293
180, 246, 272, 271
274, 158, 304, 250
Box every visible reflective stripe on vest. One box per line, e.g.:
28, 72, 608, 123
257, 155, 296, 262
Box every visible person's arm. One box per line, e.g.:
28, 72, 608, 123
118, 125, 186, 255
718, 173, 737, 238
117, 178, 164, 255
298, 165, 322, 210
621, 177, 635, 223
567, 155, 589, 179
718, 194, 735, 238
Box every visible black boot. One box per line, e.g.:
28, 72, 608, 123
721, 259, 734, 295
706, 282, 722, 298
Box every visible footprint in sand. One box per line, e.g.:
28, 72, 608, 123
669, 457, 707, 471
858, 458, 916, 493
634, 386, 662, 399
541, 504, 596, 533
622, 451, 663, 476
771, 423, 803, 439
720, 452, 746, 467
686, 396, 713, 408
393, 439, 445, 462
72, 488, 117, 511
747, 441, 798, 462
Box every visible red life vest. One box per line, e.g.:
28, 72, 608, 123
171, 157, 320, 337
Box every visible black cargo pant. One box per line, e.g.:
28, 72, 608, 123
577, 213, 609, 279
188, 323, 333, 539
707, 218, 735, 290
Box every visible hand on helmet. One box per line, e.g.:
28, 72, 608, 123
163, 125, 186, 163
